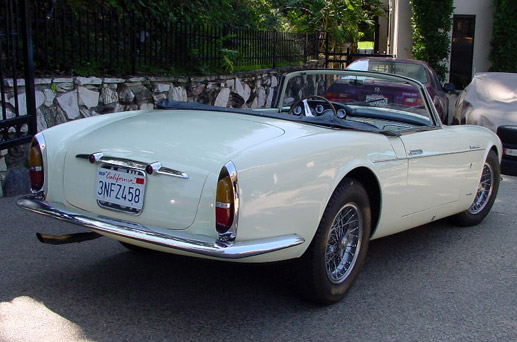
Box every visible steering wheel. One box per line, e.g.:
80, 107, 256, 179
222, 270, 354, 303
288, 95, 337, 117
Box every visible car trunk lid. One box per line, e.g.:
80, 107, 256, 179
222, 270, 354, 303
62, 110, 285, 229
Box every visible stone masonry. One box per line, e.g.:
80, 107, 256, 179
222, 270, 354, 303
0, 64, 317, 196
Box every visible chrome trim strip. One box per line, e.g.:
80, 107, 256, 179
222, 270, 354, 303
17, 196, 304, 259
406, 147, 485, 160
76, 154, 189, 179
156, 166, 189, 179
373, 148, 485, 164
409, 149, 423, 156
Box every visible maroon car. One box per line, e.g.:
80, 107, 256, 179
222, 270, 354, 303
325, 58, 455, 122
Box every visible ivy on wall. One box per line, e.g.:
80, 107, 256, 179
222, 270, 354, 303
489, 0, 517, 72
409, 0, 454, 81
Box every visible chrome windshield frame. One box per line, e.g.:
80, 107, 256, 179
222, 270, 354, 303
274, 69, 441, 128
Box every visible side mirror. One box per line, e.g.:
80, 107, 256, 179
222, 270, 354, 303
443, 83, 456, 93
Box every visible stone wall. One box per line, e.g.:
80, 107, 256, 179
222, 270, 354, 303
0, 64, 315, 197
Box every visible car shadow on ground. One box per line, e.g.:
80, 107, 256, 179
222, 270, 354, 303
2, 219, 462, 331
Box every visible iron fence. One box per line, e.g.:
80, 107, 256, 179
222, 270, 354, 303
318, 32, 392, 69
30, 2, 320, 75
0, 0, 36, 150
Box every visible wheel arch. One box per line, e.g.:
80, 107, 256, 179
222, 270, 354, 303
490, 144, 500, 160
336, 167, 382, 238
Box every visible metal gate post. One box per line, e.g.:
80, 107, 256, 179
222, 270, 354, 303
21, 0, 36, 136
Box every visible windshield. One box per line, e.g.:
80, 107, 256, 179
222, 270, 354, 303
276, 70, 436, 132
281, 71, 429, 116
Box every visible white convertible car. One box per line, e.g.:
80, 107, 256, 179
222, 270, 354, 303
18, 70, 501, 304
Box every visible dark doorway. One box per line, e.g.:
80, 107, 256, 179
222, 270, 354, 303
450, 15, 476, 89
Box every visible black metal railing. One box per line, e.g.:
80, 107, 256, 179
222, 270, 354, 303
30, 2, 320, 76
0, 0, 36, 150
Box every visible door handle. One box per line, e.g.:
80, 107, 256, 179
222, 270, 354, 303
409, 149, 423, 156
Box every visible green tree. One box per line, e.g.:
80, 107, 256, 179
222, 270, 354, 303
61, 0, 280, 28
257, 0, 384, 49
489, 0, 517, 72
410, 0, 454, 80
60, 0, 384, 41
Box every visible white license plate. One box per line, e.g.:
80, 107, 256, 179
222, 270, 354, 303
366, 94, 388, 107
504, 148, 517, 157
95, 168, 146, 213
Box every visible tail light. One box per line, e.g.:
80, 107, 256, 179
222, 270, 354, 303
325, 92, 351, 103
216, 176, 234, 229
28, 134, 46, 192
402, 96, 423, 107
215, 162, 239, 241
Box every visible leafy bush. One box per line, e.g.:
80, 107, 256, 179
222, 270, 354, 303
489, 0, 517, 72
277, 0, 384, 49
409, 0, 454, 80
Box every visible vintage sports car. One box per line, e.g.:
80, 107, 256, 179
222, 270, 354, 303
340, 57, 455, 122
18, 70, 501, 304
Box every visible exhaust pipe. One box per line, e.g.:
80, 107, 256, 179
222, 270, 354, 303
36, 232, 103, 245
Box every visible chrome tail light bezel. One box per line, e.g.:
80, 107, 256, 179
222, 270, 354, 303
28, 133, 47, 197
215, 161, 239, 242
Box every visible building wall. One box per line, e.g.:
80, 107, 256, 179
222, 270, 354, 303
379, 0, 494, 80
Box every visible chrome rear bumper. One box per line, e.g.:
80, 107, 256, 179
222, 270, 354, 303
17, 195, 305, 259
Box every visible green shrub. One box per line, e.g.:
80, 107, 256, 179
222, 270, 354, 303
489, 0, 517, 72
410, 0, 454, 80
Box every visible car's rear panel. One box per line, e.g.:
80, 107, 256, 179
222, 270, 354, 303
58, 110, 285, 230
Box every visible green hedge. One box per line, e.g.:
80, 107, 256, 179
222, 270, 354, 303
409, 0, 454, 81
489, 0, 517, 72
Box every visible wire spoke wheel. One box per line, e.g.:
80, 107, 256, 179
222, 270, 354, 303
296, 178, 371, 304
451, 150, 500, 227
325, 203, 363, 284
468, 162, 494, 215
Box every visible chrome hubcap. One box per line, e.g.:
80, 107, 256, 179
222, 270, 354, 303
325, 203, 363, 284
468, 162, 494, 215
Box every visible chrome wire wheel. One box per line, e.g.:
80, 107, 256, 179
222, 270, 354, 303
468, 162, 495, 215
325, 203, 363, 284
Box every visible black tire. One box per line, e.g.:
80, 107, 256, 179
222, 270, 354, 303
451, 150, 500, 226
119, 241, 151, 253
296, 178, 371, 304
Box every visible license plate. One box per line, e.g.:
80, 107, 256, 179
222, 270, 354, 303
366, 94, 388, 107
504, 148, 517, 157
95, 168, 146, 214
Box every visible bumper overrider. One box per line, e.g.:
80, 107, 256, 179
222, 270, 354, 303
17, 195, 305, 259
